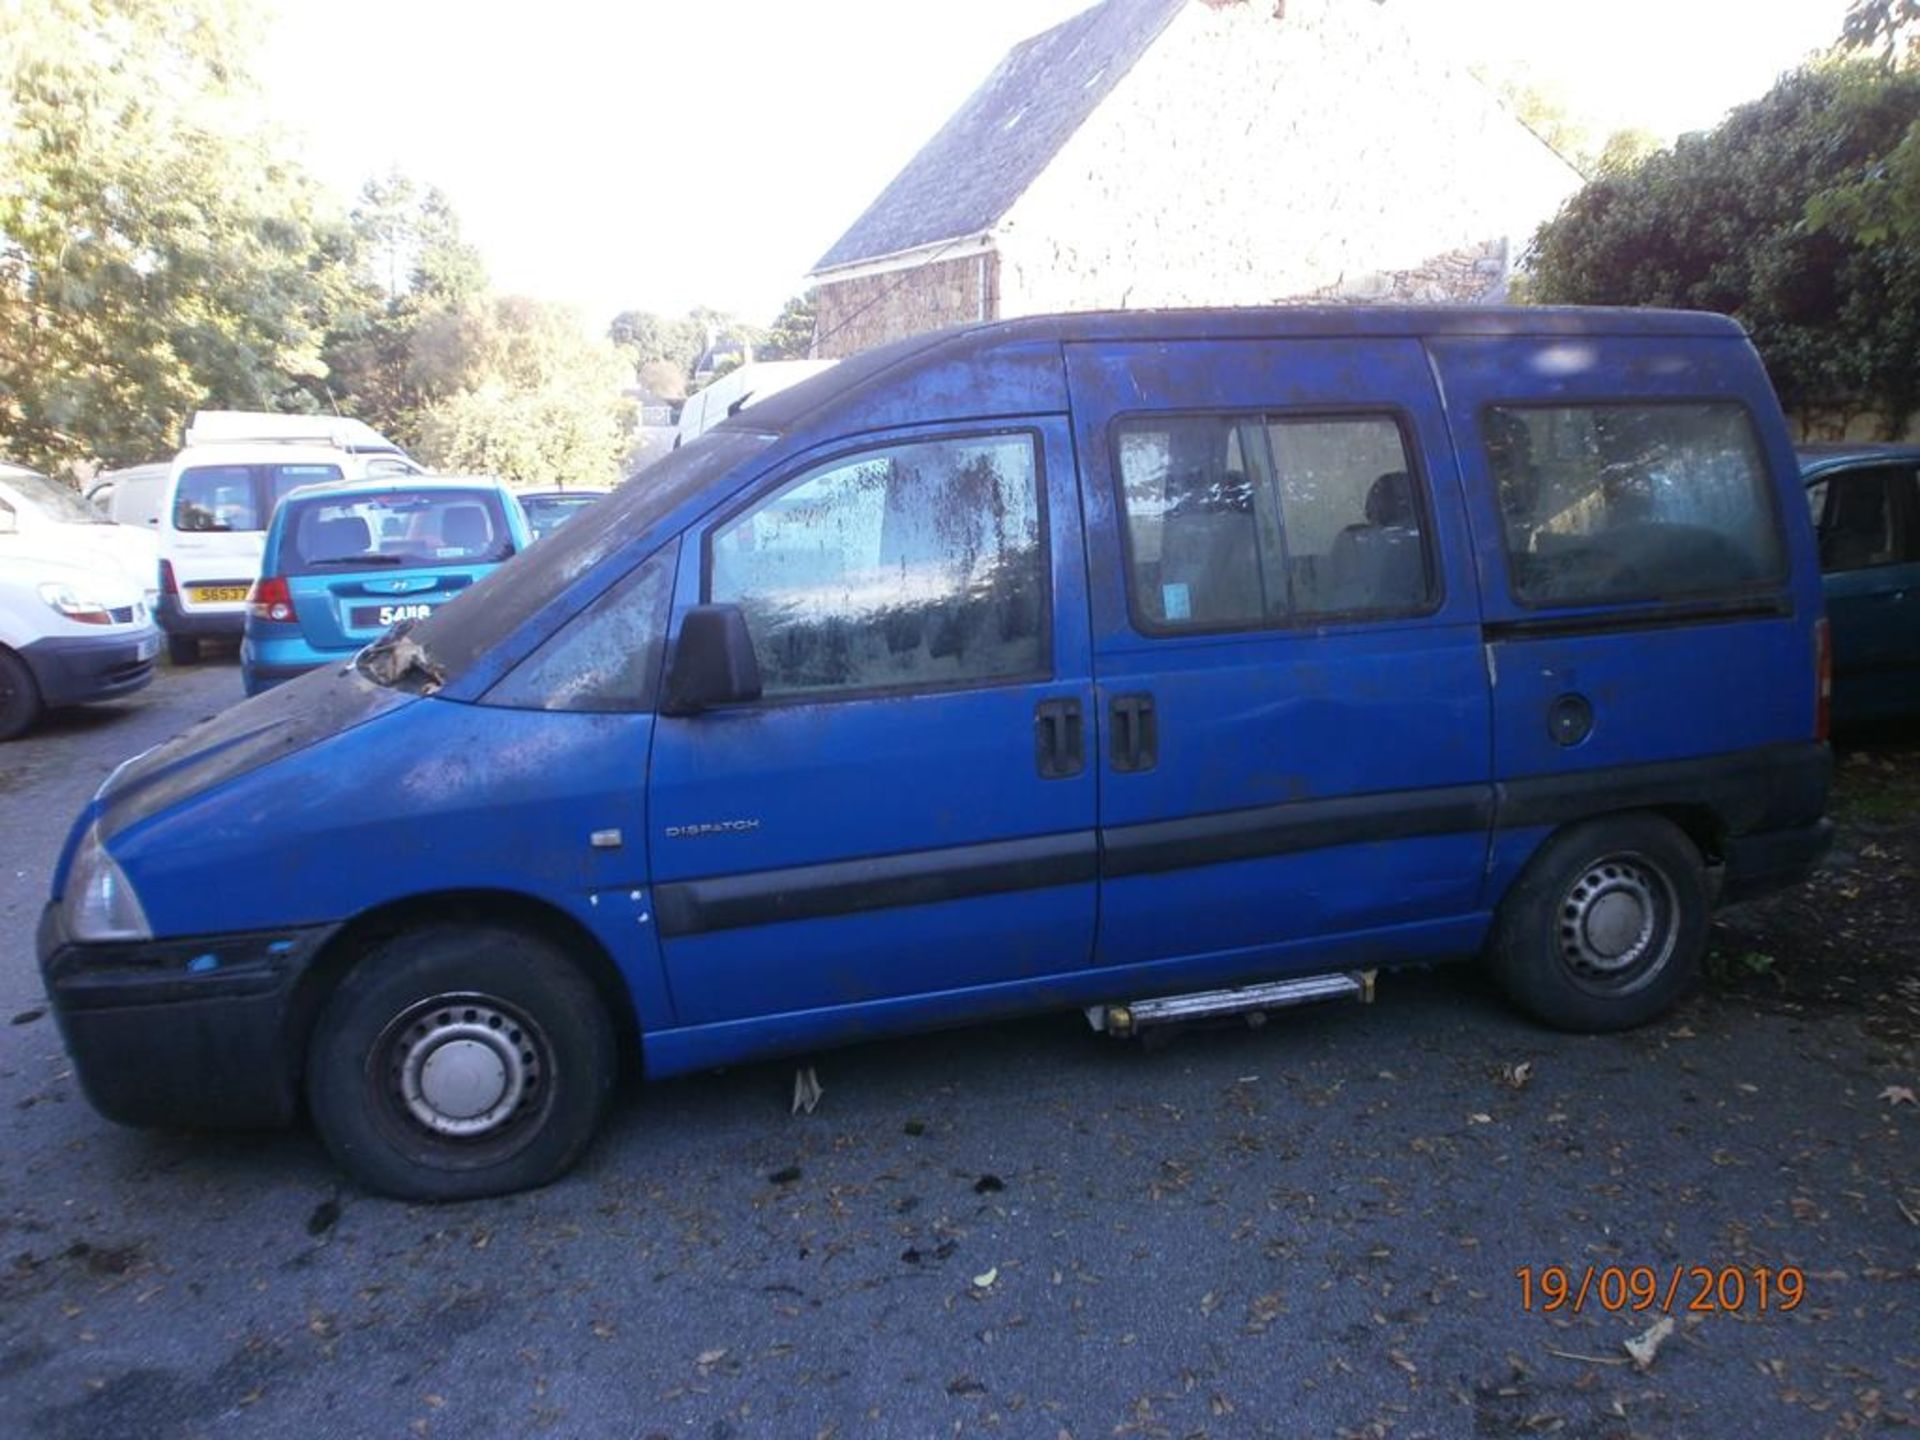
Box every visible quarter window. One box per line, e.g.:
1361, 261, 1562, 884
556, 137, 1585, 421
173, 463, 343, 533
1115, 412, 1433, 631
1483, 404, 1784, 606
486, 547, 677, 713
709, 434, 1046, 697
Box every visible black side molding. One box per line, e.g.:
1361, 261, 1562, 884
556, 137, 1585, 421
1483, 595, 1792, 642
1100, 785, 1493, 880
655, 830, 1098, 938
1497, 741, 1830, 838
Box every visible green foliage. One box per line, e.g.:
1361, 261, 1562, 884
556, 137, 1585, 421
0, 0, 357, 471
1842, 0, 1920, 58
1528, 61, 1920, 430
414, 297, 633, 489
759, 290, 818, 361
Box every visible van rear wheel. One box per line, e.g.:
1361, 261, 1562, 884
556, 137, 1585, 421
1490, 814, 1707, 1032
307, 925, 616, 1201
166, 634, 199, 665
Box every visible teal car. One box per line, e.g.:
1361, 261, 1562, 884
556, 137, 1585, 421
241, 476, 529, 695
1800, 444, 1920, 728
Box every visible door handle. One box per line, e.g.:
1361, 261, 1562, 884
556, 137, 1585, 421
1109, 693, 1157, 773
1034, 698, 1084, 779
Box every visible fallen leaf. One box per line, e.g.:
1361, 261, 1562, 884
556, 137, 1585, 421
971, 1267, 999, 1290
974, 1174, 1005, 1195
1624, 1315, 1676, 1371
767, 1165, 802, 1185
1468, 1112, 1494, 1125
696, 1347, 728, 1368
1502, 1062, 1533, 1090
792, 1065, 824, 1115
1879, 1085, 1916, 1107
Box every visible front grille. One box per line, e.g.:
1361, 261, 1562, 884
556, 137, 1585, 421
109, 606, 134, 623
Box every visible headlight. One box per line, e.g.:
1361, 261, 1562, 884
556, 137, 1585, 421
63, 824, 151, 943
38, 582, 113, 625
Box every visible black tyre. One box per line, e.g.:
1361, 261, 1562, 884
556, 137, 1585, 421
166, 633, 200, 665
1489, 814, 1708, 1032
0, 647, 43, 742
307, 925, 617, 1201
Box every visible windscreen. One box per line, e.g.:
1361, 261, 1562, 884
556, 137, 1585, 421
521, 494, 602, 538
391, 428, 773, 685
174, 463, 343, 533
5, 470, 105, 524
281, 489, 515, 573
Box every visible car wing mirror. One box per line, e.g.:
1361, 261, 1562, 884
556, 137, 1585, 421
661, 603, 762, 716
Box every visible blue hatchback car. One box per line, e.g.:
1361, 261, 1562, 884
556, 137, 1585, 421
41, 307, 1833, 1201
1798, 444, 1920, 728
240, 476, 530, 694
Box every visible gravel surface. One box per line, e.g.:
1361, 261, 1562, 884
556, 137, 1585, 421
1, 660, 1914, 1439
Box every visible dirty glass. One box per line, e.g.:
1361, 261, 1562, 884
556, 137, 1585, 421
709, 435, 1045, 697
484, 547, 677, 712
1267, 416, 1433, 617
1484, 404, 1785, 606
1805, 467, 1919, 572
173, 463, 342, 533
1116, 415, 1285, 630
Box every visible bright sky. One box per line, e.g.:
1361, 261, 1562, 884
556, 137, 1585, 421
259, 0, 1853, 331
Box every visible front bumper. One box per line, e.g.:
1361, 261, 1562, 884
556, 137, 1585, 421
19, 627, 159, 707
157, 591, 244, 639
37, 903, 337, 1129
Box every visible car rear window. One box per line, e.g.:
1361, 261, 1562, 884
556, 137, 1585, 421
174, 463, 343, 533
281, 490, 515, 573
1483, 403, 1786, 607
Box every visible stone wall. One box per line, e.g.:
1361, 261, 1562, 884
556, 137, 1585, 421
994, 0, 1582, 316
813, 251, 1000, 359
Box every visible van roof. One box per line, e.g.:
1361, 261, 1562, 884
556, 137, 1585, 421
722, 305, 1749, 438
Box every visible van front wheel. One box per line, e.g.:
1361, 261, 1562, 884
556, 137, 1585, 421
307, 925, 617, 1201
0, 648, 43, 741
1490, 815, 1708, 1032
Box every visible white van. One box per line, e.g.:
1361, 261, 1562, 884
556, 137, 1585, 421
84, 462, 169, 530
157, 412, 422, 663
0, 552, 158, 740
674, 360, 836, 449
0, 464, 160, 608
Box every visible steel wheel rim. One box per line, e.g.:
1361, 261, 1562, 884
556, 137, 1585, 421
373, 992, 552, 1148
1556, 852, 1678, 995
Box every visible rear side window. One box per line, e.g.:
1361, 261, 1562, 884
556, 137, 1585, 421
1483, 404, 1784, 607
1115, 412, 1435, 631
1806, 464, 1920, 572
282, 490, 514, 573
708, 433, 1047, 698
173, 464, 342, 532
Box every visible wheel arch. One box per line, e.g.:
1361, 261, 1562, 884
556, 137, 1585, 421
289, 889, 646, 1086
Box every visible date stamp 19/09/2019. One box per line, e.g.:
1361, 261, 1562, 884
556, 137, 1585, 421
1516, 1265, 1806, 1315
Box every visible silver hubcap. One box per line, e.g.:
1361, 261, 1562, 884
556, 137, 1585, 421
1558, 855, 1674, 989
389, 997, 543, 1138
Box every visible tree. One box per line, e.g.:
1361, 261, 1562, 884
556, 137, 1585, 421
414, 297, 633, 489
1527, 61, 1920, 432
0, 0, 357, 471
1843, 0, 1920, 58
314, 170, 488, 446
759, 290, 818, 360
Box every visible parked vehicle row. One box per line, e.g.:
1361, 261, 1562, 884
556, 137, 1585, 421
37, 305, 1833, 1202
0, 554, 157, 740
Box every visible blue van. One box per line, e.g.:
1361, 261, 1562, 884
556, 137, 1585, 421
39, 308, 1832, 1200
240, 476, 529, 695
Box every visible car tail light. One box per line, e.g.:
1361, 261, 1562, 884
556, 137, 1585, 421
248, 576, 296, 624
159, 559, 178, 595
1813, 616, 1831, 742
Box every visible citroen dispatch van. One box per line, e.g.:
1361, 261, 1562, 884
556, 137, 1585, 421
156, 413, 423, 663
40, 308, 1831, 1200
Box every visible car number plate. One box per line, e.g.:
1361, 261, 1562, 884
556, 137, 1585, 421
135, 635, 159, 661
188, 585, 249, 604
351, 601, 436, 628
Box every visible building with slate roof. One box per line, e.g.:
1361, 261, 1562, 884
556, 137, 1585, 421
807, 0, 1583, 358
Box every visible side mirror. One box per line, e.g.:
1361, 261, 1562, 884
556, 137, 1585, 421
661, 604, 762, 716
